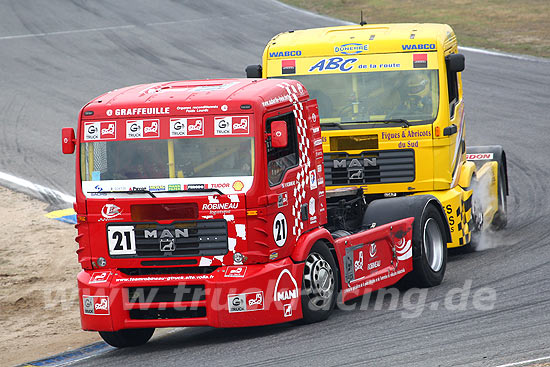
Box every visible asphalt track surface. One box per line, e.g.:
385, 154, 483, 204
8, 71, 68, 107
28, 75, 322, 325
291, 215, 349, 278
2, 1, 550, 366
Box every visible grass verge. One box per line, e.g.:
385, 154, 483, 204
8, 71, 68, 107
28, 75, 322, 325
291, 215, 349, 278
280, 0, 550, 58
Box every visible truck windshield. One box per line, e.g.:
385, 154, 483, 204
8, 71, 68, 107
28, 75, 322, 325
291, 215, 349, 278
277, 69, 439, 126
81, 137, 254, 182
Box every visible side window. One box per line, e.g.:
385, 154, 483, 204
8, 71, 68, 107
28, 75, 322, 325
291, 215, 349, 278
447, 68, 459, 119
266, 113, 299, 186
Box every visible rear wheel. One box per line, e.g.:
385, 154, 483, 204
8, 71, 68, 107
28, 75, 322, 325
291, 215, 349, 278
300, 242, 338, 324
409, 205, 447, 287
99, 328, 155, 348
491, 165, 508, 230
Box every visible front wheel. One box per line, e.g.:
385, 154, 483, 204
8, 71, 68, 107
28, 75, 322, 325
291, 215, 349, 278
99, 328, 155, 348
409, 205, 448, 288
300, 242, 338, 324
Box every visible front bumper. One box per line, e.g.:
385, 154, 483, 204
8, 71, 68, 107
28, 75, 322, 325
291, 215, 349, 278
78, 257, 304, 331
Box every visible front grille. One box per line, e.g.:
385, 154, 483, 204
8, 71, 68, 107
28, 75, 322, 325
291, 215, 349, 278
129, 307, 206, 320
120, 266, 218, 276
324, 149, 415, 186
109, 219, 228, 258
127, 285, 206, 303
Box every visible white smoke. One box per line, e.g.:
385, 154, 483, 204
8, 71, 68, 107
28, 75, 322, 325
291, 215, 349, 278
470, 171, 507, 251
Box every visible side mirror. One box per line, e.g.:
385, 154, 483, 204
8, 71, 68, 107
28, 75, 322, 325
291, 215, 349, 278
246, 64, 262, 78
271, 120, 288, 148
62, 127, 76, 154
446, 53, 465, 73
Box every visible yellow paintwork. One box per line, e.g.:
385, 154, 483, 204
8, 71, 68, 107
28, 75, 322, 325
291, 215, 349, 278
261, 23, 497, 247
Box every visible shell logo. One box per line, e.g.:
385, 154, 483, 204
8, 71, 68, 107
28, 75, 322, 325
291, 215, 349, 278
232, 180, 244, 191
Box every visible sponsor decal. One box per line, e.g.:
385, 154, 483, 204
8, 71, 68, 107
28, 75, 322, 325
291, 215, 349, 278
225, 266, 247, 278
398, 140, 419, 148
269, 252, 279, 261
269, 50, 302, 58
308, 197, 316, 216
168, 184, 181, 191
334, 43, 369, 55
170, 118, 204, 137
282, 181, 295, 188
395, 238, 412, 261
367, 260, 381, 270
344, 268, 406, 294
262, 94, 291, 107
309, 170, 318, 190
232, 180, 244, 191
402, 43, 436, 51
84, 121, 117, 141
228, 291, 264, 313
214, 116, 249, 135
186, 183, 206, 190
82, 296, 110, 315
115, 274, 214, 282
109, 107, 169, 116
101, 204, 122, 220
278, 193, 288, 208
273, 213, 288, 247
466, 153, 494, 160
354, 251, 364, 271
202, 202, 239, 211
281, 59, 296, 74
381, 129, 431, 141
273, 269, 299, 302
89, 271, 112, 284
413, 53, 428, 68
309, 57, 357, 72
369, 243, 377, 258
284, 304, 293, 317
148, 185, 166, 192
126, 119, 160, 139
211, 183, 230, 189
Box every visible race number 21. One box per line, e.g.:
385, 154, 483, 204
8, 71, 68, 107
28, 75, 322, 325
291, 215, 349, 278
273, 213, 287, 247
107, 226, 136, 255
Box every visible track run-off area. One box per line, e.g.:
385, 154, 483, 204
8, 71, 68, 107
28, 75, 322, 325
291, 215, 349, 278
1, 1, 550, 366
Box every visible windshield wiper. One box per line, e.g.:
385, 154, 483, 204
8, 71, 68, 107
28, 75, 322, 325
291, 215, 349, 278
362, 119, 411, 127
320, 121, 344, 129
88, 189, 157, 198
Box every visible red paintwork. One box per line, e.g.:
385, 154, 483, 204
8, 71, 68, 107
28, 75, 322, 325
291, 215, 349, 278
70, 78, 415, 330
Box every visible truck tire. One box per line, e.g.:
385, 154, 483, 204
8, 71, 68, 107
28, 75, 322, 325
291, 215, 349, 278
409, 204, 447, 287
99, 328, 155, 348
491, 165, 507, 230
300, 242, 338, 324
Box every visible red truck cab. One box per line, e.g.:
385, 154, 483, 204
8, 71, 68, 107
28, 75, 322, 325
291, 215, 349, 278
62, 78, 441, 347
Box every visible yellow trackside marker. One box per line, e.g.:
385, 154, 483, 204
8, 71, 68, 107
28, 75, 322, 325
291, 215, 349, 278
45, 208, 77, 224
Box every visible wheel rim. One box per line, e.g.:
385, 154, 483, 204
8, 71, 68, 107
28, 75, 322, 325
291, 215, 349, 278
303, 252, 335, 308
423, 218, 444, 272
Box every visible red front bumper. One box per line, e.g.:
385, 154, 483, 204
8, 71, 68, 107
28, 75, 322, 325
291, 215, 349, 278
78, 257, 304, 331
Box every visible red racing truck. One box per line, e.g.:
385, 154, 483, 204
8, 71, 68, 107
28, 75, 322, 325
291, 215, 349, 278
62, 78, 450, 347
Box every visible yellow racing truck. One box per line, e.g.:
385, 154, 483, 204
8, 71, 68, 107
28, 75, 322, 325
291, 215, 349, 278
246, 23, 508, 250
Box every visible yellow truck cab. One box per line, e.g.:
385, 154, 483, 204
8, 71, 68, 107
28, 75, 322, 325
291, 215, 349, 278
247, 23, 508, 248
